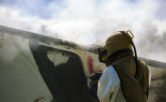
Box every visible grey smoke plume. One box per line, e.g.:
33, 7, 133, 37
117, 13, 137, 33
0, 0, 166, 61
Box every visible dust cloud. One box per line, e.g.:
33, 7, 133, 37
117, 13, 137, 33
0, 0, 166, 61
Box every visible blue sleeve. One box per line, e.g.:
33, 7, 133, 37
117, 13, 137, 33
97, 66, 120, 102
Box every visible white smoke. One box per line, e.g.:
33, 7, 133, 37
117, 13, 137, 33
0, 0, 166, 61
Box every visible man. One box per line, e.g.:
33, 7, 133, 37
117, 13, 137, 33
97, 30, 151, 102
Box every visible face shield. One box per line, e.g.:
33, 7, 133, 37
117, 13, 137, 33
98, 47, 107, 63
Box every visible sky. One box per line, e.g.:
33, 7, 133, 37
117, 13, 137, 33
0, 0, 166, 61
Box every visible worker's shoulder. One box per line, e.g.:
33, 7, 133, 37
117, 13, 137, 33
137, 58, 147, 66
137, 58, 149, 72
102, 65, 120, 83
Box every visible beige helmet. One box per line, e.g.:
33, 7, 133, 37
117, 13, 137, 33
98, 30, 134, 63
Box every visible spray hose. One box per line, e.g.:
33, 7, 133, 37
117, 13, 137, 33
127, 30, 138, 78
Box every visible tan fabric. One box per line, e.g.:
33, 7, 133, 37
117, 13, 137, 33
112, 55, 149, 102
104, 31, 133, 59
